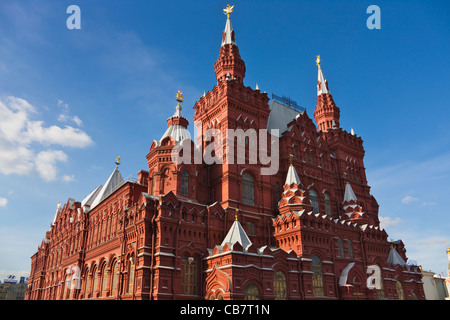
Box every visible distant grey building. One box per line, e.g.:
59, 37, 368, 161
0, 276, 28, 300
422, 270, 449, 300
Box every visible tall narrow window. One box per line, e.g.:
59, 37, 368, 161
112, 261, 119, 296
181, 171, 189, 196
151, 175, 155, 195
347, 240, 354, 259
92, 266, 98, 296
274, 271, 287, 300
181, 255, 198, 295
309, 190, 319, 213
396, 281, 404, 300
84, 268, 91, 298
324, 192, 332, 217
101, 264, 108, 296
128, 256, 135, 294
242, 172, 255, 205
312, 256, 324, 296
244, 283, 259, 300
337, 238, 344, 258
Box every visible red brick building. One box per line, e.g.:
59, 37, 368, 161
26, 6, 424, 300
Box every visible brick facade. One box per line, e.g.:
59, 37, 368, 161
26, 7, 424, 301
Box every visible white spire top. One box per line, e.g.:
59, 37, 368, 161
343, 182, 357, 203
221, 5, 236, 46
285, 164, 301, 186
221, 216, 252, 250
171, 102, 183, 118
316, 55, 329, 96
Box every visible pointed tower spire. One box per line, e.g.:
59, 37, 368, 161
342, 182, 364, 221
278, 163, 311, 214
285, 163, 301, 187
222, 4, 236, 46
214, 4, 246, 84
314, 55, 340, 133
316, 55, 329, 95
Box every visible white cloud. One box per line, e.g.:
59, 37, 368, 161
379, 216, 401, 229
62, 174, 75, 183
0, 96, 93, 182
56, 99, 83, 127
0, 197, 7, 207
72, 115, 83, 127
35, 150, 68, 182
422, 202, 436, 206
401, 195, 418, 204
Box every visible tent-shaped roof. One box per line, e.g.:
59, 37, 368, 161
285, 164, 301, 187
89, 166, 125, 209
343, 182, 357, 203
387, 246, 406, 267
221, 219, 252, 250
81, 185, 103, 208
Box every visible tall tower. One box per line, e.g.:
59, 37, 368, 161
214, 4, 246, 84
193, 4, 272, 231
313, 55, 340, 132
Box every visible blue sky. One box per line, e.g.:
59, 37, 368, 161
0, 0, 449, 281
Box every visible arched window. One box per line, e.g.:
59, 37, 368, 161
128, 256, 135, 294
181, 255, 198, 295
84, 268, 91, 298
396, 281, 404, 300
244, 283, 259, 300
309, 189, 319, 213
324, 192, 332, 217
181, 171, 189, 196
111, 261, 119, 296
92, 266, 98, 296
312, 256, 324, 296
274, 271, 287, 300
101, 264, 108, 296
242, 172, 255, 205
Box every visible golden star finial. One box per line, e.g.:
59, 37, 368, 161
316, 55, 321, 69
176, 90, 183, 103
115, 156, 121, 167
223, 4, 234, 19
289, 153, 294, 165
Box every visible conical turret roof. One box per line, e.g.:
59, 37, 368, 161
221, 218, 252, 250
